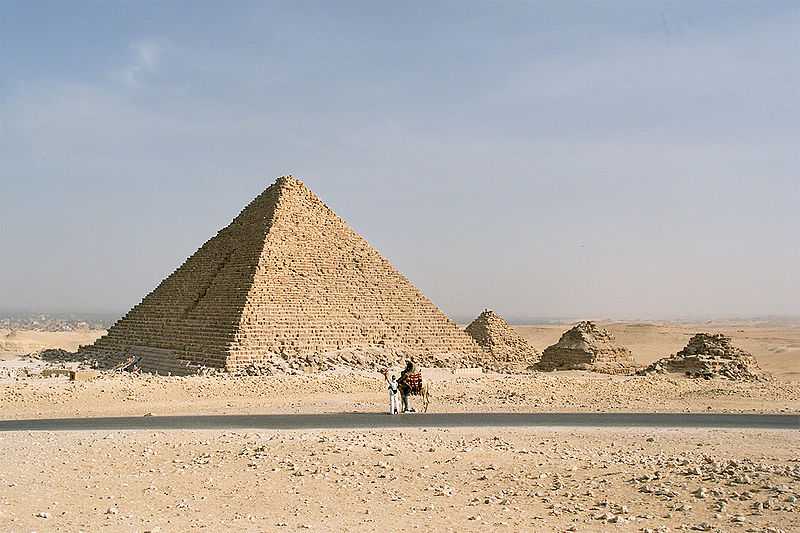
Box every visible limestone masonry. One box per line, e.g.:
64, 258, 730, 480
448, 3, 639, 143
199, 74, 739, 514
84, 176, 483, 373
464, 309, 540, 370
638, 333, 765, 381
536, 321, 637, 374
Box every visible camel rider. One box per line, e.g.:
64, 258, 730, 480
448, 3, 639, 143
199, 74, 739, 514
397, 360, 419, 413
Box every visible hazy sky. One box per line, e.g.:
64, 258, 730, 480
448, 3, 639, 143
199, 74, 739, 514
1, 2, 798, 321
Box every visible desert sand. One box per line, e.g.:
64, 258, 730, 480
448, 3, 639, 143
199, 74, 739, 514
1, 320, 798, 532
0, 328, 104, 361
1, 428, 797, 532
1, 321, 799, 420
1, 320, 797, 375
1, 369, 799, 421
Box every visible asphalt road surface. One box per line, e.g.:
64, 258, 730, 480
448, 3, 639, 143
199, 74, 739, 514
0, 413, 797, 432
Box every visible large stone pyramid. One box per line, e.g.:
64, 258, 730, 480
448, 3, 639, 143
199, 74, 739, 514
536, 321, 637, 374
85, 176, 483, 373
464, 309, 539, 370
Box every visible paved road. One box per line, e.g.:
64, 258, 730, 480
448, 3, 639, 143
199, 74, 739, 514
0, 413, 796, 432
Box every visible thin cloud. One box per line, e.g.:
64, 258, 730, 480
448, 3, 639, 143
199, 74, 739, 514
114, 39, 163, 87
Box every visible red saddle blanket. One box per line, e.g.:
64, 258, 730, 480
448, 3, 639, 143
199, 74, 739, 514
405, 373, 423, 395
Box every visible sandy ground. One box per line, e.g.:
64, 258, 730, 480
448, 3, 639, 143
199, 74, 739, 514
0, 321, 798, 419
2, 320, 797, 376
0, 321, 797, 532
1, 371, 798, 420
0, 329, 104, 361
0, 428, 797, 532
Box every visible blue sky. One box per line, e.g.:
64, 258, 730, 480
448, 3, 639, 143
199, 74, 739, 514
1, 1, 798, 320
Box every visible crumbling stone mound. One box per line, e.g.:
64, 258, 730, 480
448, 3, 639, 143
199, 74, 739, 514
638, 333, 765, 381
536, 321, 637, 374
465, 310, 539, 371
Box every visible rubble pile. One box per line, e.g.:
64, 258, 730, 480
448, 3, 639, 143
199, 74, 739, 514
638, 333, 765, 380
465, 309, 539, 371
26, 348, 104, 371
232, 348, 400, 376
32, 348, 88, 363
536, 321, 637, 374
231, 345, 496, 376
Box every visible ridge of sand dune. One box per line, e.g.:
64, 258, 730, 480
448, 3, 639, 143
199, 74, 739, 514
0, 329, 105, 360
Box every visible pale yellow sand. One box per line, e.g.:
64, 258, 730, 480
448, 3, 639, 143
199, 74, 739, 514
1, 321, 797, 532
1, 428, 796, 532
0, 328, 105, 360
1, 321, 798, 419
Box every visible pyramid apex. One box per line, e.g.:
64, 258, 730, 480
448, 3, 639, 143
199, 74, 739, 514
271, 175, 313, 198
481, 308, 496, 317
275, 174, 303, 186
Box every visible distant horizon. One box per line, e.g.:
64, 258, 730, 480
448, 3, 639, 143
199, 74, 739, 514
2, 307, 799, 327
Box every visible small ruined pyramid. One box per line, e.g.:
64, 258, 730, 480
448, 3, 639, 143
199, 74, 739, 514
536, 321, 637, 374
86, 176, 482, 373
465, 309, 539, 369
639, 333, 764, 380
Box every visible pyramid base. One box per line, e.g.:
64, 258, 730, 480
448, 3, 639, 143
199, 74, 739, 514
77, 343, 499, 376
536, 353, 638, 375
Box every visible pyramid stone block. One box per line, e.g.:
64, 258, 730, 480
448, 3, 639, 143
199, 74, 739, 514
85, 176, 483, 372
